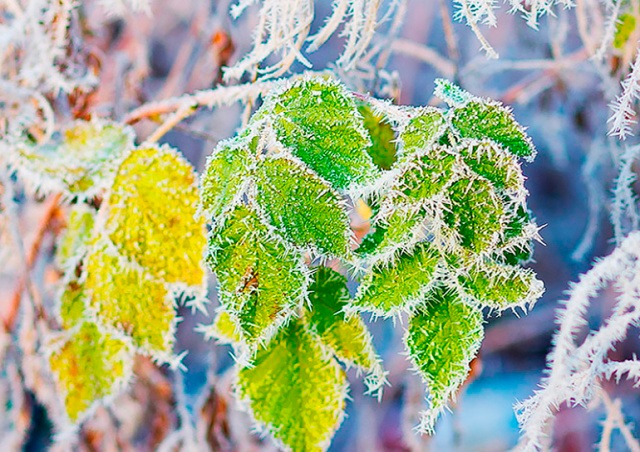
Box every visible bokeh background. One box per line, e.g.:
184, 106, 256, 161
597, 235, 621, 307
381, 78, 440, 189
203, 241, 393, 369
2, 0, 640, 450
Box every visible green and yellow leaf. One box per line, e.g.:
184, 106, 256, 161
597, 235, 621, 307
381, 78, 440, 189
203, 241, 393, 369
56, 203, 95, 271
443, 177, 504, 253
398, 108, 446, 156
304, 267, 384, 388
14, 121, 133, 198
457, 260, 544, 310
200, 136, 254, 219
106, 145, 206, 291
209, 307, 243, 344
208, 204, 307, 345
359, 206, 427, 262
84, 240, 176, 358
389, 145, 456, 204
458, 140, 524, 194
58, 280, 88, 329
237, 320, 347, 452
49, 322, 133, 423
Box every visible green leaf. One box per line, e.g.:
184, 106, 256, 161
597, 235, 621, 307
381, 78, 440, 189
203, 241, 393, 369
457, 260, 544, 310
434, 79, 475, 108
56, 204, 95, 271
266, 76, 379, 190
353, 243, 440, 316
361, 207, 427, 261
358, 103, 397, 170
356, 224, 387, 258
405, 286, 483, 433
398, 108, 446, 155
255, 156, 352, 257
451, 101, 536, 160
305, 268, 383, 381
58, 280, 87, 329
106, 145, 206, 290
200, 136, 254, 219
458, 140, 523, 193
84, 239, 176, 358
389, 145, 456, 204
496, 203, 535, 265
208, 205, 307, 344
443, 178, 504, 253
614, 13, 637, 49
14, 121, 133, 198
237, 320, 347, 452
49, 321, 133, 423
209, 308, 243, 344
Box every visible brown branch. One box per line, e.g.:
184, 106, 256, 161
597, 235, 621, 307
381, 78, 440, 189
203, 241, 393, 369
2, 193, 62, 333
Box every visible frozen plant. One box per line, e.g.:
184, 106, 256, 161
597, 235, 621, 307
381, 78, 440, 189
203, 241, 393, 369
199, 74, 543, 449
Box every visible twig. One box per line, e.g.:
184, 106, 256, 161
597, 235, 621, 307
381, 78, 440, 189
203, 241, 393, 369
438, 0, 459, 66
146, 103, 198, 143
124, 80, 276, 138
2, 192, 62, 333
457, 0, 498, 59
599, 389, 640, 452
391, 38, 456, 78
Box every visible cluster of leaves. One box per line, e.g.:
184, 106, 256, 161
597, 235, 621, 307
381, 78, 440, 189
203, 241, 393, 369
200, 74, 543, 449
11, 121, 206, 425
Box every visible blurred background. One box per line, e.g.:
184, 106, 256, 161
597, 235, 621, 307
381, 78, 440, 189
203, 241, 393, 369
2, 0, 640, 450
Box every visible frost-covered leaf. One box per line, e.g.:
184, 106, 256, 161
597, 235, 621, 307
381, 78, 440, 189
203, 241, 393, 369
58, 281, 87, 329
106, 145, 206, 290
200, 136, 253, 219
84, 240, 176, 358
208, 205, 306, 344
443, 178, 504, 252
496, 203, 535, 265
305, 267, 381, 376
358, 104, 397, 170
49, 322, 133, 423
389, 145, 456, 204
209, 308, 242, 344
451, 101, 535, 160
458, 140, 524, 193
359, 207, 427, 261
353, 243, 440, 316
237, 320, 347, 452
56, 204, 95, 271
398, 108, 446, 155
457, 260, 544, 310
266, 76, 379, 190
255, 156, 352, 257
434, 79, 475, 108
13, 121, 133, 198
405, 286, 483, 433
356, 224, 386, 258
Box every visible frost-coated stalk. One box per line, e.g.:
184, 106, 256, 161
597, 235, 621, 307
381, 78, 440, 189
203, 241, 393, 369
516, 232, 640, 451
